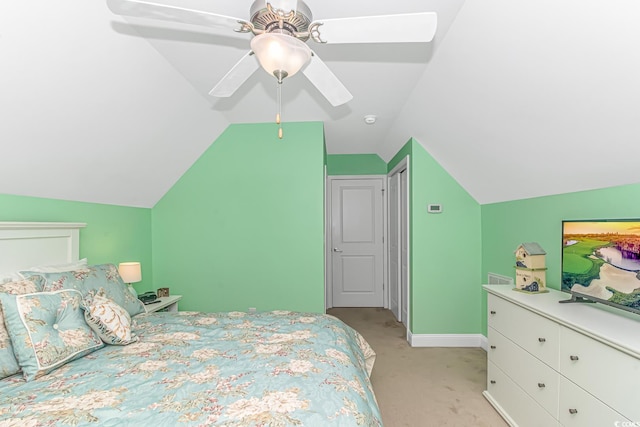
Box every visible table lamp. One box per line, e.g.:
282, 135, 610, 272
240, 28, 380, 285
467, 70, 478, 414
118, 262, 141, 298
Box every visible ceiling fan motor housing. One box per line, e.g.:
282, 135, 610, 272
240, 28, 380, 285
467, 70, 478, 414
250, 0, 313, 37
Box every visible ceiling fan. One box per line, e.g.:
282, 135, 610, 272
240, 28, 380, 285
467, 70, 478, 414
107, 0, 437, 107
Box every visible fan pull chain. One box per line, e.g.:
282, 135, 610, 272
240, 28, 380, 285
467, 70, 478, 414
276, 81, 283, 139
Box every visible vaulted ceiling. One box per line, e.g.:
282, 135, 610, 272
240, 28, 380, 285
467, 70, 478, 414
2, 0, 640, 208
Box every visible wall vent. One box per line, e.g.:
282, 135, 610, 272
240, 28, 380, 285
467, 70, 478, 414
487, 272, 514, 285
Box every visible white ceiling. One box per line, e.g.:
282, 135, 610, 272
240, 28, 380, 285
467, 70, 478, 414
2, 0, 640, 208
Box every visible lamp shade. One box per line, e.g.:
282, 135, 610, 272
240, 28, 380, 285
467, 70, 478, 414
250, 33, 311, 80
118, 262, 141, 284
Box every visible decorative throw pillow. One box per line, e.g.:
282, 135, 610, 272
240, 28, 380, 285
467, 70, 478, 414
21, 264, 145, 317
0, 289, 104, 381
0, 278, 44, 379
83, 289, 138, 345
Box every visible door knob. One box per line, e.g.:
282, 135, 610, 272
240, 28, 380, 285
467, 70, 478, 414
333, 248, 343, 252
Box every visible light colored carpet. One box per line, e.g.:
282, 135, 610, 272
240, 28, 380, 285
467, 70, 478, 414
328, 307, 507, 427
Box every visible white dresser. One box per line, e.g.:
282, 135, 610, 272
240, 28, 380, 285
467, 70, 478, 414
483, 285, 640, 427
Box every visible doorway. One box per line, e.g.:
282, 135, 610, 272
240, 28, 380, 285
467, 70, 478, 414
388, 157, 410, 329
326, 176, 385, 308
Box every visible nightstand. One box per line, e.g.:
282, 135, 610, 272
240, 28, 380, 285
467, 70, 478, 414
144, 295, 182, 313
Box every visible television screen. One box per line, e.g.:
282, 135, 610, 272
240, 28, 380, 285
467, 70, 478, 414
562, 219, 640, 315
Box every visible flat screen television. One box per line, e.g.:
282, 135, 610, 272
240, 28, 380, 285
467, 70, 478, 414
561, 219, 640, 315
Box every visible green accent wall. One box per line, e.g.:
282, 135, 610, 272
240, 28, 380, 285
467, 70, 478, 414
409, 140, 482, 334
387, 139, 482, 334
152, 122, 326, 313
480, 182, 640, 334
0, 194, 152, 293
326, 154, 387, 175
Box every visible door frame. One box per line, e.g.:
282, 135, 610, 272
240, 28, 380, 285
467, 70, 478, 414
387, 171, 401, 321
387, 156, 411, 336
325, 175, 387, 310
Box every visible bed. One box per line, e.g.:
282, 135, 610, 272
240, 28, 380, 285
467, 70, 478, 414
0, 222, 382, 426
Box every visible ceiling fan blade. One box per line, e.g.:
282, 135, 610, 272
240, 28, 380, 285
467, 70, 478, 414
303, 52, 352, 107
106, 0, 245, 31
312, 12, 437, 44
209, 51, 259, 97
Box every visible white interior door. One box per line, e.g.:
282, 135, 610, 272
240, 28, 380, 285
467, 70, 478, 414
388, 173, 400, 320
400, 169, 409, 326
331, 177, 384, 307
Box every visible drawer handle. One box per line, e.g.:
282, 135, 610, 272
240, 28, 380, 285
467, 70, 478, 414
569, 409, 578, 415
490, 310, 496, 315
537, 383, 545, 388
490, 345, 496, 349
538, 337, 546, 343
570, 355, 579, 361
490, 380, 496, 384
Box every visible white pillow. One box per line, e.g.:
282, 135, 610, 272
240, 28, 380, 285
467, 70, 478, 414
27, 258, 88, 273
0, 272, 25, 284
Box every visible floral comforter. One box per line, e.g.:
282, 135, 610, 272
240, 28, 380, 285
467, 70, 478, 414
0, 310, 382, 426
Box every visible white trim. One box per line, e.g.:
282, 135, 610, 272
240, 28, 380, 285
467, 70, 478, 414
409, 333, 487, 348
324, 166, 331, 311
381, 177, 388, 309
325, 172, 333, 310
386, 172, 398, 319
327, 174, 384, 181
0, 222, 86, 230
404, 162, 411, 339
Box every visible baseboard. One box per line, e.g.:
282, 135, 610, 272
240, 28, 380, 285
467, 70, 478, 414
408, 332, 487, 348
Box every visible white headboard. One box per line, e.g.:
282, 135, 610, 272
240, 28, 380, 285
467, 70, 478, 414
0, 222, 86, 275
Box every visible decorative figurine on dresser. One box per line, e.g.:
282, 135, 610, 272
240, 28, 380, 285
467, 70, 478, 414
514, 242, 548, 293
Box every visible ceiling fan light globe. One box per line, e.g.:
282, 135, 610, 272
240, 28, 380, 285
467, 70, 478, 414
251, 33, 311, 80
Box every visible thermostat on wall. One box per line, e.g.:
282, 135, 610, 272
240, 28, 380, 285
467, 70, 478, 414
427, 204, 443, 213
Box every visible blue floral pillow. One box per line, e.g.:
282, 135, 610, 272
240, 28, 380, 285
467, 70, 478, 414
22, 264, 145, 317
0, 289, 104, 381
0, 278, 44, 379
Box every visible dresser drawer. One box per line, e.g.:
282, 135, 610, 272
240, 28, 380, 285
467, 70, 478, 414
489, 327, 559, 418
488, 294, 560, 369
559, 326, 640, 421
558, 376, 630, 427
487, 361, 559, 427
